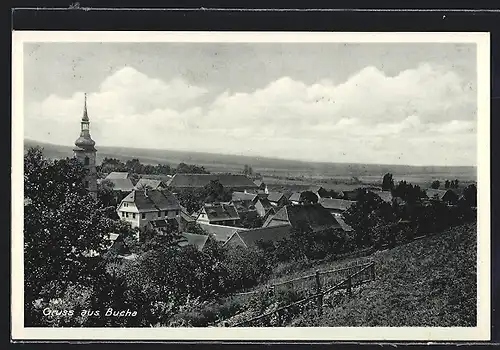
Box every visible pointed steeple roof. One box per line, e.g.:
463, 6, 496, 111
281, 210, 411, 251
82, 93, 89, 121
74, 92, 96, 151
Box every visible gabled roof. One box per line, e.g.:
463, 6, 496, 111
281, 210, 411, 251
426, 188, 457, 201
203, 202, 240, 221
106, 178, 135, 192
134, 178, 166, 190
267, 192, 285, 203
179, 210, 196, 223
224, 224, 292, 248
372, 190, 393, 203
121, 189, 181, 212
319, 198, 355, 211
289, 192, 302, 202
232, 191, 258, 202
167, 174, 258, 189
105, 172, 130, 180
266, 204, 340, 232
179, 232, 209, 251
197, 222, 246, 242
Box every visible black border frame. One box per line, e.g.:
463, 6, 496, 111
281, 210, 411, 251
9, 3, 500, 346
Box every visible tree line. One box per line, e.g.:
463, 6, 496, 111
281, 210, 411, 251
98, 157, 210, 177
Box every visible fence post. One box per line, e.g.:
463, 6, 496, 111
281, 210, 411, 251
346, 276, 352, 297
315, 270, 323, 315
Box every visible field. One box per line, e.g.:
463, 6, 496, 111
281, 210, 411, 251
290, 222, 477, 327
24, 139, 477, 192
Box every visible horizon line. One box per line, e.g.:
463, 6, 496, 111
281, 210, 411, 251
24, 138, 477, 169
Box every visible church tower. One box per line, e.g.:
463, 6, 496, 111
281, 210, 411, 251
73, 93, 98, 200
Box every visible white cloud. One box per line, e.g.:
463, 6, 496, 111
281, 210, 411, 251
24, 64, 477, 166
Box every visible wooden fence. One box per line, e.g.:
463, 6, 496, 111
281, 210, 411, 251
231, 262, 376, 327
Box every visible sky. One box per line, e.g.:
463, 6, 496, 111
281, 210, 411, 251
23, 42, 478, 166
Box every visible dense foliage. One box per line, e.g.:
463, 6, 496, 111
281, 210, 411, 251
98, 157, 209, 177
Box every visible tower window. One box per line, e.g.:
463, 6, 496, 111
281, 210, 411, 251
141, 213, 146, 219
84, 157, 90, 165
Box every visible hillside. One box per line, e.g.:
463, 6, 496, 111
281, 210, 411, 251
24, 139, 477, 185
291, 222, 477, 327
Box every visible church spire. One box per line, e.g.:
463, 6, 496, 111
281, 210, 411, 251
82, 93, 89, 121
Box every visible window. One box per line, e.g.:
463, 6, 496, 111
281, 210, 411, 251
84, 156, 90, 166
133, 213, 136, 219
124, 203, 128, 207
158, 211, 161, 218
126, 212, 129, 218
121, 212, 125, 218
176, 210, 180, 215
141, 213, 146, 219
164, 211, 167, 216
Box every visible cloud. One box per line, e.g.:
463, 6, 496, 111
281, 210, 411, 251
24, 64, 477, 166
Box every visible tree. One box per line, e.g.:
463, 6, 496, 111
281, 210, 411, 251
97, 178, 117, 209
431, 180, 441, 189
392, 180, 426, 204
445, 180, 451, 189
462, 184, 477, 207
300, 191, 319, 204
24, 147, 116, 326
382, 173, 394, 191
204, 180, 231, 203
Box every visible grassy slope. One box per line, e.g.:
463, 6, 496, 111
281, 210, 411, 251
304, 222, 477, 327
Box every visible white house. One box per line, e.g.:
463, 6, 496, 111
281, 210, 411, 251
116, 188, 181, 229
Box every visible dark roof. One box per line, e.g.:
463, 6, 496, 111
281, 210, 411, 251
148, 219, 176, 229
203, 203, 240, 221
225, 225, 292, 248
197, 222, 245, 242
232, 191, 258, 202
180, 210, 196, 223
134, 178, 166, 190
167, 174, 258, 189
319, 198, 355, 211
267, 192, 285, 203
121, 189, 181, 212
105, 172, 130, 180
179, 232, 209, 251
266, 204, 340, 231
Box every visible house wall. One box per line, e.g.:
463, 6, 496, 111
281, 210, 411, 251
118, 203, 179, 229
255, 201, 266, 217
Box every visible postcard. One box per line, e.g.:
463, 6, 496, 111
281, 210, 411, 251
12, 31, 490, 341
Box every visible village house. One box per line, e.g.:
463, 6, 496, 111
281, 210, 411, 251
263, 203, 352, 233
288, 192, 303, 205
197, 222, 247, 243
425, 188, 459, 205
167, 173, 258, 192
103, 171, 135, 193
196, 202, 240, 226
224, 224, 292, 249
253, 180, 269, 194
308, 185, 337, 200
134, 178, 168, 191
231, 191, 274, 218
318, 198, 356, 216
177, 232, 210, 251
267, 192, 288, 207
116, 188, 181, 229
177, 209, 198, 232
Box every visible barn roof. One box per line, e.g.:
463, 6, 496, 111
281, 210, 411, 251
105, 178, 135, 192
179, 232, 209, 251
267, 192, 285, 203
289, 192, 302, 202
197, 222, 246, 242
318, 198, 355, 211
167, 174, 258, 189
225, 224, 292, 248
426, 188, 458, 201
105, 172, 130, 180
